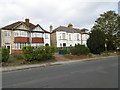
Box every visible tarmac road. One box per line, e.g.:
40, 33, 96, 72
2, 56, 118, 88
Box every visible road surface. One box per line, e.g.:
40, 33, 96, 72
2, 56, 118, 88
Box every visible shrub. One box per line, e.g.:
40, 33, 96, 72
57, 47, 72, 54
0, 48, 1, 62
22, 46, 34, 61
2, 48, 9, 62
22, 46, 56, 62
70, 44, 89, 55
13, 54, 24, 60
87, 53, 94, 57
45, 46, 56, 54
101, 52, 109, 56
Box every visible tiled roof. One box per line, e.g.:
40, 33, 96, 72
31, 24, 50, 33
1, 21, 36, 30
53, 26, 81, 33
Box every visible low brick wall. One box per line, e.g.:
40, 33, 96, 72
11, 49, 23, 54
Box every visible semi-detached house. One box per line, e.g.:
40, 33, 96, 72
50, 24, 89, 47
0, 19, 50, 54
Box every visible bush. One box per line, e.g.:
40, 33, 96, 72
0, 48, 1, 62
101, 52, 109, 56
13, 54, 24, 60
2, 48, 9, 62
57, 47, 72, 54
70, 44, 89, 55
45, 46, 56, 54
22, 46, 34, 61
87, 53, 94, 57
22, 46, 56, 62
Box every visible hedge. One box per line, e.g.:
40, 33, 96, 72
22, 46, 56, 62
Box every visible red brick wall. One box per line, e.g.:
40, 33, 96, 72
14, 37, 29, 43
11, 49, 23, 54
32, 38, 44, 43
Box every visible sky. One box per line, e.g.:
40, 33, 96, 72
0, 0, 119, 31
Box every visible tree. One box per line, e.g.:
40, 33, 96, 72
87, 29, 106, 54
92, 10, 120, 51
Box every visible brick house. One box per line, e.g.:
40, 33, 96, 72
50, 24, 89, 47
0, 19, 50, 54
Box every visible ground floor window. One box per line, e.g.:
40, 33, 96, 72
31, 43, 44, 47
14, 43, 28, 49
63, 43, 66, 47
60, 43, 62, 47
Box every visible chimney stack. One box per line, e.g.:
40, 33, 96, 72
25, 18, 29, 24
50, 25, 53, 33
68, 24, 73, 28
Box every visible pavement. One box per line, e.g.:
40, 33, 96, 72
1, 55, 119, 72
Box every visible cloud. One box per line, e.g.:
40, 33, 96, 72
0, 0, 118, 31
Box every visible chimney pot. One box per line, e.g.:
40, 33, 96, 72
50, 25, 53, 33
25, 18, 29, 24
68, 24, 73, 28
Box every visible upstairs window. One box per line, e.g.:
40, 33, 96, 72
14, 31, 28, 37
62, 33, 66, 39
45, 34, 49, 39
32, 33, 43, 38
59, 33, 66, 40
77, 34, 80, 40
4, 32, 10, 37
69, 34, 72, 40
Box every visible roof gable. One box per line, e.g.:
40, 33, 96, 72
31, 24, 50, 33
15, 22, 30, 30
1, 21, 36, 30
32, 24, 44, 32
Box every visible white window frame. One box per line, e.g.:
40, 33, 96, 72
31, 43, 44, 47
14, 31, 28, 37
4, 32, 10, 37
62, 33, 66, 39
77, 34, 80, 40
69, 34, 72, 40
31, 33, 43, 38
14, 43, 28, 49
45, 34, 49, 39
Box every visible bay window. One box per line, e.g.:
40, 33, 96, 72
31, 43, 44, 47
31, 33, 43, 37
14, 43, 28, 49
14, 31, 28, 37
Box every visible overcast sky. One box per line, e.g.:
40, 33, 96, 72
0, 0, 118, 31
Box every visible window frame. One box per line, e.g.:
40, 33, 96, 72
4, 32, 10, 37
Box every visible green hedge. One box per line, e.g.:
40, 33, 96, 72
22, 46, 56, 62
2, 48, 9, 62
70, 44, 89, 55
57, 45, 90, 55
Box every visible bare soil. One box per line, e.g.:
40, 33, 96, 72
54, 53, 91, 61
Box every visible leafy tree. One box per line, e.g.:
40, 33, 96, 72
92, 10, 120, 51
87, 29, 106, 54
